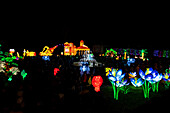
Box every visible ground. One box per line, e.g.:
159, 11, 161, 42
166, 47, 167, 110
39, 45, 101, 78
75, 84, 170, 113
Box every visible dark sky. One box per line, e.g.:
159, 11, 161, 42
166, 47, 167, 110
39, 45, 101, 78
1, 8, 169, 51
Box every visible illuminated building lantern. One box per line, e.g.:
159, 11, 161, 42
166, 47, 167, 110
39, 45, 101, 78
76, 40, 90, 56
26, 50, 36, 57
64, 42, 77, 56
92, 75, 103, 92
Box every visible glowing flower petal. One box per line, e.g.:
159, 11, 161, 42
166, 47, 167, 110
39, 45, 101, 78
129, 72, 137, 78
139, 69, 145, 79
108, 76, 116, 82
130, 78, 144, 87
145, 68, 153, 75
117, 69, 122, 76
112, 69, 117, 77
116, 79, 128, 87
145, 74, 153, 81
162, 73, 170, 81
152, 73, 162, 82
116, 73, 125, 81
151, 70, 159, 78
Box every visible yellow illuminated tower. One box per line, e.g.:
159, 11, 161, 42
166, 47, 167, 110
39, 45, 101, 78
80, 40, 84, 46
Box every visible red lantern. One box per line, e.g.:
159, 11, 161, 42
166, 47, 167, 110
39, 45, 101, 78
92, 75, 103, 92
54, 68, 60, 76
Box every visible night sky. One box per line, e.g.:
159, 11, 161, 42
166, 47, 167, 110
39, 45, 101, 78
1, 8, 169, 51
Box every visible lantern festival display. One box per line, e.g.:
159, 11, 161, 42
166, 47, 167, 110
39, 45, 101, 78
9, 49, 15, 56
42, 56, 50, 61
0, 44, 27, 81
39, 45, 58, 56
24, 49, 36, 57
76, 40, 90, 56
21, 69, 27, 80
105, 48, 117, 57
54, 68, 60, 76
127, 58, 135, 66
92, 75, 103, 92
64, 42, 77, 56
108, 69, 129, 100
64, 40, 90, 56
139, 68, 163, 98
80, 62, 90, 76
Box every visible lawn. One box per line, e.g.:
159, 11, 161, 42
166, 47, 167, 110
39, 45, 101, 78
100, 84, 168, 113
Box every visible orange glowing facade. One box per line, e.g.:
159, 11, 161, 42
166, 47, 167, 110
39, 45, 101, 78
64, 42, 77, 56
76, 40, 90, 55
26, 50, 36, 56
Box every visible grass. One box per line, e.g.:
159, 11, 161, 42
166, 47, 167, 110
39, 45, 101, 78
100, 84, 166, 112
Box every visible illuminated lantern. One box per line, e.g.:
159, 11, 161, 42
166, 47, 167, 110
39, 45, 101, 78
9, 67, 20, 75
129, 72, 137, 78
64, 42, 77, 56
42, 56, 50, 61
39, 45, 58, 56
105, 48, 117, 57
61, 52, 63, 55
105, 67, 112, 76
54, 68, 60, 76
124, 51, 126, 60
21, 70, 27, 80
23, 49, 26, 57
9, 49, 15, 56
130, 77, 144, 87
76, 40, 90, 56
127, 58, 135, 66
139, 68, 163, 98
26, 50, 36, 57
92, 75, 103, 92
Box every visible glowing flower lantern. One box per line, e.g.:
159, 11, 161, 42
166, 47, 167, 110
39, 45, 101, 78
162, 73, 170, 81
54, 68, 60, 76
105, 67, 112, 76
129, 72, 137, 78
129, 72, 144, 87
108, 69, 128, 100
92, 75, 103, 92
139, 68, 162, 98
130, 77, 144, 87
162, 73, 170, 89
